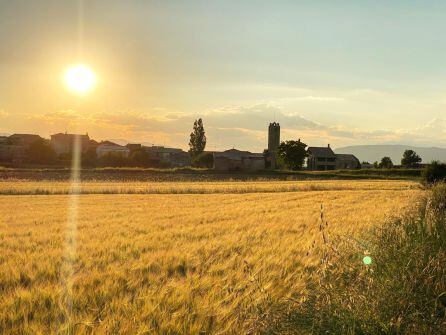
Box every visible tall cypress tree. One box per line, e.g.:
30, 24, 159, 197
189, 118, 206, 158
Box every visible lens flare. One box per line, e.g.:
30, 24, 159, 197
363, 256, 372, 265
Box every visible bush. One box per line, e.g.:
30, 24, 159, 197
269, 185, 446, 335
192, 152, 213, 168
422, 161, 446, 184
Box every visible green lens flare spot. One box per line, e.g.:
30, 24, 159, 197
363, 256, 372, 265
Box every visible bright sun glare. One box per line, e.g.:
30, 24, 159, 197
64, 64, 97, 95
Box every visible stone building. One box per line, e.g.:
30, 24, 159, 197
307, 145, 337, 170
307, 145, 360, 170
213, 149, 265, 171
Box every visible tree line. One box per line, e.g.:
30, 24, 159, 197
366, 149, 423, 169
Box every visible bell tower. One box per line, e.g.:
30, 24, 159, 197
267, 122, 280, 169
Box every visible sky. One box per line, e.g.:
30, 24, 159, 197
1, 0, 446, 151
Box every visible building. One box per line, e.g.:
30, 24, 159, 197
96, 141, 130, 158
213, 149, 265, 171
143, 146, 190, 167
265, 122, 280, 169
50, 133, 91, 155
126, 143, 142, 152
307, 145, 361, 170
336, 154, 361, 169
307, 145, 337, 170
0, 134, 42, 164
8, 134, 42, 148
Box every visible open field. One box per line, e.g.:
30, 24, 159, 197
0, 180, 422, 334
0, 179, 420, 195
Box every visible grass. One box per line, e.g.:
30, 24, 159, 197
264, 184, 446, 335
0, 180, 421, 334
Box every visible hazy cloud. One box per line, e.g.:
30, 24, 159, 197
2, 104, 446, 151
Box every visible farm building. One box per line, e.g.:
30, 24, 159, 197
307, 145, 337, 170
213, 149, 265, 171
336, 154, 361, 169
307, 144, 360, 170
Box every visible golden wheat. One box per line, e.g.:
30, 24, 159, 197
0, 180, 422, 334
0, 179, 419, 195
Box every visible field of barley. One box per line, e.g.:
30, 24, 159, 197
0, 179, 422, 334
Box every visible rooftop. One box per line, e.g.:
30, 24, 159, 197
307, 146, 336, 158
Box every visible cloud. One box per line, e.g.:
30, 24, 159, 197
3, 103, 446, 151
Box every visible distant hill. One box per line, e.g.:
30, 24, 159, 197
335, 145, 446, 164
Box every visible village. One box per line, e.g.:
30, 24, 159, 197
0, 122, 361, 171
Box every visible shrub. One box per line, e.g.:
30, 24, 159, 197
422, 161, 446, 184
269, 184, 446, 335
192, 152, 213, 168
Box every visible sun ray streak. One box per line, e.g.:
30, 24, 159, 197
59, 132, 82, 332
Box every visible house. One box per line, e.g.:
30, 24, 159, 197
143, 146, 190, 167
0, 134, 42, 164
8, 134, 42, 148
307, 145, 337, 170
213, 149, 265, 171
336, 154, 361, 169
50, 133, 91, 155
96, 141, 130, 158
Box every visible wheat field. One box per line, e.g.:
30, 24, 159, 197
0, 180, 422, 334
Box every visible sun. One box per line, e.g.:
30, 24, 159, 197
64, 64, 97, 95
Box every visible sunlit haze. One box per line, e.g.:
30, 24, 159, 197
1, 1, 446, 150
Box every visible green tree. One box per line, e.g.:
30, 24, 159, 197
277, 139, 308, 170
378, 156, 393, 169
401, 149, 422, 168
189, 118, 206, 158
